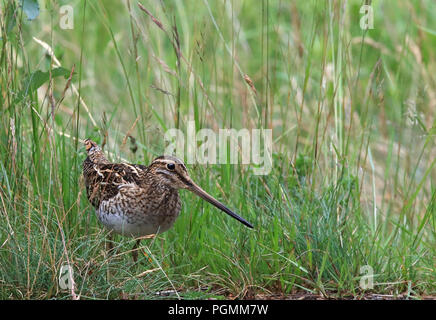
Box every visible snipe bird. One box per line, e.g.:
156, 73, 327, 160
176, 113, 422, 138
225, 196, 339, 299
83, 139, 253, 260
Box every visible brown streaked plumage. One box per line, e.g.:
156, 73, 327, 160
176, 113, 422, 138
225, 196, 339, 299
82, 139, 253, 260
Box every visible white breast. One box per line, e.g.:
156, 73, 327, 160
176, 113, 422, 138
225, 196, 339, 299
96, 209, 161, 237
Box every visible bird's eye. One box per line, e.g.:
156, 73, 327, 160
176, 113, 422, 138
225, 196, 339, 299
167, 163, 175, 170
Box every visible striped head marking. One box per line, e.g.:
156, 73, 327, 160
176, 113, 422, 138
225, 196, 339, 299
84, 139, 98, 153
150, 156, 190, 188
84, 139, 108, 163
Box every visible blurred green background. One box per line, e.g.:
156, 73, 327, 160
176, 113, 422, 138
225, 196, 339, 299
0, 0, 435, 299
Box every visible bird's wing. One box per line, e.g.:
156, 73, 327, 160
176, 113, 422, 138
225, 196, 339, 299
83, 161, 148, 208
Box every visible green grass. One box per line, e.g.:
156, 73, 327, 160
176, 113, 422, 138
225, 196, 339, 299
0, 0, 435, 299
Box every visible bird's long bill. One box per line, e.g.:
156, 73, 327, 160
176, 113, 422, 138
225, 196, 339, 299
189, 183, 254, 229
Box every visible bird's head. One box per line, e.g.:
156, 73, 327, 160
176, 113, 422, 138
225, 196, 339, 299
148, 156, 193, 189
84, 139, 108, 163
148, 155, 253, 229
84, 139, 99, 152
